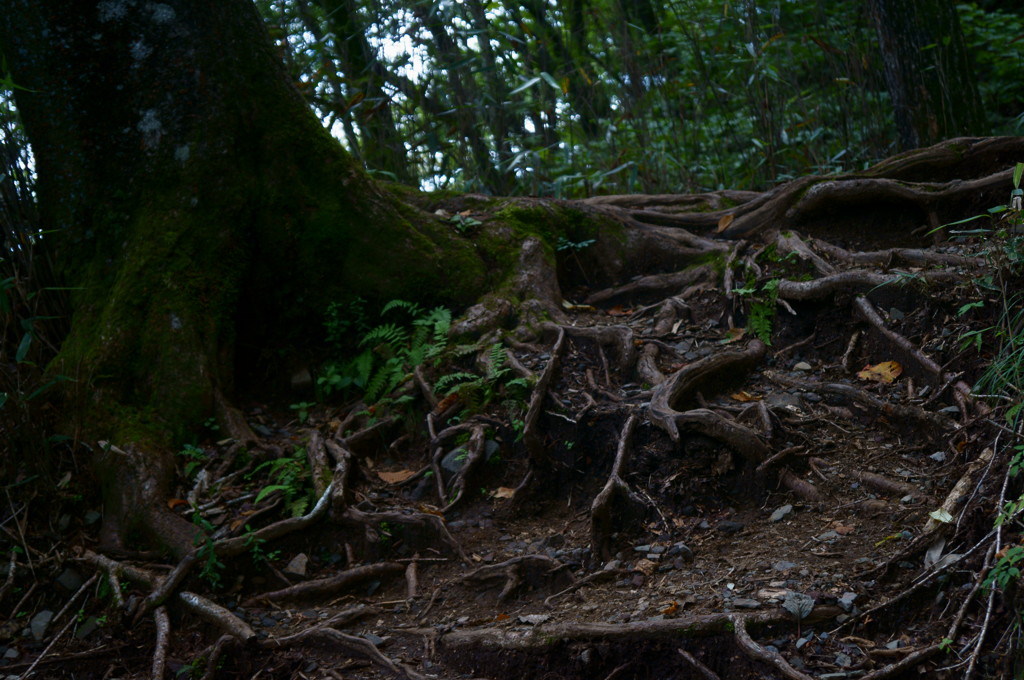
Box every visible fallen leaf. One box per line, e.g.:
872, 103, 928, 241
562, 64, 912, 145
929, 508, 954, 524
661, 601, 679, 615
833, 523, 855, 535
857, 360, 903, 384
378, 469, 415, 484
433, 392, 460, 416
492, 487, 516, 499
717, 213, 735, 233
607, 305, 632, 316
721, 327, 746, 344
168, 498, 189, 510
495, 613, 510, 621
561, 300, 597, 312
633, 558, 656, 576
730, 391, 760, 402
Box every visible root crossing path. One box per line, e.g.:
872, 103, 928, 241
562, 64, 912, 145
10, 137, 1023, 680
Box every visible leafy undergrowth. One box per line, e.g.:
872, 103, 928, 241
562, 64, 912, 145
3, 219, 1023, 679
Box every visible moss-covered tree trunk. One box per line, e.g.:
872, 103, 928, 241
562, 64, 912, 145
0, 0, 501, 555
0, 0, 492, 447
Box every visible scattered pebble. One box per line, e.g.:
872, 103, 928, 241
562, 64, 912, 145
283, 553, 308, 578
30, 610, 53, 640
518, 614, 550, 625
56, 567, 84, 592
769, 504, 793, 523
793, 361, 812, 371
732, 598, 761, 609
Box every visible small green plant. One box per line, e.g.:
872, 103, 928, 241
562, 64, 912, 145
177, 444, 206, 479
449, 212, 482, 234
556, 236, 595, 252
244, 525, 281, 565
191, 511, 224, 589
318, 300, 451, 405
289, 401, 315, 424
434, 342, 531, 411
733, 278, 779, 344
251, 447, 311, 517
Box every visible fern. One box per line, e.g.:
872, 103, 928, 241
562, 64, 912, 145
360, 323, 408, 349
436, 371, 479, 394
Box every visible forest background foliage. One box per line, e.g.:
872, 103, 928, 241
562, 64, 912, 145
256, 0, 1023, 196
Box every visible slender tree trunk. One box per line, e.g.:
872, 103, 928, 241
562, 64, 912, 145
866, 0, 984, 150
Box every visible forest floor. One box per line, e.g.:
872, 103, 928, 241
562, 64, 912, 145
1, 173, 1019, 679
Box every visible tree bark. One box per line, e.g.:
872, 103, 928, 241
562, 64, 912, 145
0, 0, 488, 446
866, 0, 984, 150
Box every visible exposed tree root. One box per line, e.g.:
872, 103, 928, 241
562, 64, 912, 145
245, 562, 406, 606
590, 415, 644, 561
462, 554, 574, 602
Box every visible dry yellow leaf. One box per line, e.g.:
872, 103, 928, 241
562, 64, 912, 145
717, 213, 735, 233
730, 391, 760, 402
492, 487, 516, 499
377, 469, 415, 484
857, 360, 903, 384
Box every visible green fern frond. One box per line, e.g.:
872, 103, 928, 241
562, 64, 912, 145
381, 299, 422, 318
361, 323, 407, 348
436, 371, 480, 394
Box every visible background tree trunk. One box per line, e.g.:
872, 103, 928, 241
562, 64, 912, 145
867, 0, 984, 150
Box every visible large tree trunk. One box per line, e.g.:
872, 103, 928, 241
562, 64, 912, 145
867, 0, 985, 150
0, 0, 491, 447
0, 0, 500, 555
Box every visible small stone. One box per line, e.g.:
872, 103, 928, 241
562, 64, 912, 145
4, 647, 19, 659
930, 451, 947, 463
939, 405, 960, 414
888, 307, 904, 321
283, 553, 308, 578
795, 636, 810, 650
885, 640, 901, 650
835, 652, 852, 667
604, 560, 622, 571
793, 361, 812, 371
83, 510, 101, 525
802, 392, 822, 403
816, 530, 840, 542
260, 616, 277, 627
900, 495, 916, 504
75, 616, 101, 639
518, 614, 550, 625
648, 545, 666, 554
773, 561, 798, 572
633, 545, 651, 553
733, 598, 761, 609
56, 568, 84, 592
769, 504, 793, 523
667, 542, 694, 563
715, 520, 745, 534
30, 610, 53, 640
362, 632, 387, 646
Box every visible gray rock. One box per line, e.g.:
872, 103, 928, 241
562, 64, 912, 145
715, 520, 745, 534
667, 542, 694, 562
3, 647, 19, 659
835, 652, 853, 667
793, 361, 812, 371
733, 598, 761, 609
773, 561, 798, 571
769, 504, 793, 522
75, 616, 101, 639
362, 632, 387, 646
518, 614, 551, 625
930, 451, 947, 463
56, 567, 84, 592
30, 610, 53, 640
83, 510, 101, 525
283, 553, 308, 578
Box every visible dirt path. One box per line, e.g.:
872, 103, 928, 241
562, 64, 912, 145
3, 143, 1019, 679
